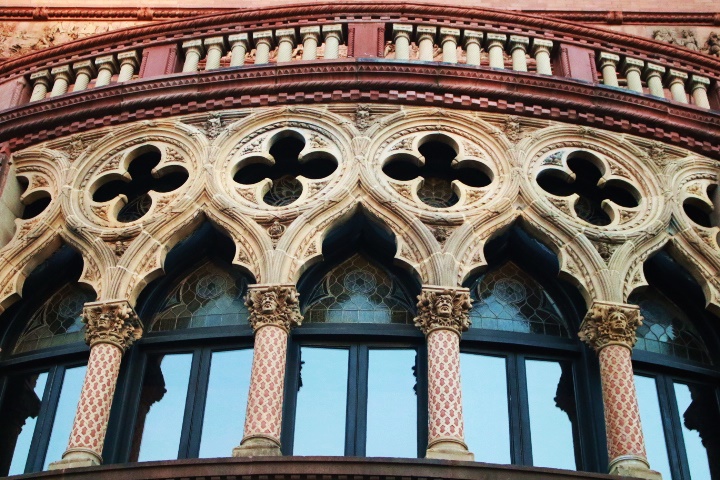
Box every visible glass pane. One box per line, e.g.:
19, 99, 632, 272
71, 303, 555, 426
460, 353, 511, 464
469, 262, 570, 337
366, 349, 417, 457
294, 347, 348, 455
1, 372, 48, 476
44, 366, 87, 470
634, 375, 672, 480
674, 382, 719, 480
525, 359, 578, 469
199, 349, 253, 458
132, 354, 192, 462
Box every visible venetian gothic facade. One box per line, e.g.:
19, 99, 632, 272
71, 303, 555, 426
0, 3, 718, 480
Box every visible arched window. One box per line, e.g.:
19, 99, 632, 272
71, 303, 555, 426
630, 251, 720, 480
460, 227, 601, 472
0, 246, 94, 477
283, 212, 424, 458
104, 224, 254, 464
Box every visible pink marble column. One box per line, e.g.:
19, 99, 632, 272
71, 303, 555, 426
233, 284, 302, 457
415, 286, 474, 461
49, 300, 142, 470
579, 302, 661, 480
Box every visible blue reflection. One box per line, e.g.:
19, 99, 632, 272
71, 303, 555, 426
8, 372, 48, 475
634, 375, 672, 480
674, 383, 712, 480
43, 366, 87, 470
366, 349, 417, 458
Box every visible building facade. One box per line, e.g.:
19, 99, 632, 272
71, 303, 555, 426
0, 2, 719, 480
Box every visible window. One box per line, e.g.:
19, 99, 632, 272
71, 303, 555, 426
630, 251, 720, 480
460, 227, 602, 472
0, 246, 92, 476
105, 224, 255, 463
283, 213, 425, 457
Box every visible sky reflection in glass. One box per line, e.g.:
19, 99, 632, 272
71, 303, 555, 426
43, 366, 86, 470
8, 372, 48, 475
366, 349, 417, 457
634, 375, 672, 480
674, 383, 712, 480
294, 347, 348, 456
460, 353, 511, 464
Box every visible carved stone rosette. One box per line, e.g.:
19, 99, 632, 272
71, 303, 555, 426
415, 286, 474, 461
579, 302, 661, 480
234, 284, 303, 458
49, 300, 143, 470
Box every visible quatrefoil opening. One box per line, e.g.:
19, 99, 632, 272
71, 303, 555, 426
683, 184, 718, 229
17, 176, 51, 220
382, 136, 492, 208
233, 131, 338, 207
92, 146, 189, 223
537, 151, 639, 226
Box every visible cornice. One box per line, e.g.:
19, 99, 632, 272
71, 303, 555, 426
2, 60, 718, 159
0, 2, 719, 80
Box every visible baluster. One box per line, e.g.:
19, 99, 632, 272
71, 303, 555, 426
532, 39, 553, 75
229, 33, 249, 67
276, 28, 297, 63
417, 26, 437, 61
666, 69, 688, 103
486, 33, 507, 69
644, 63, 666, 98
204, 37, 227, 71
72, 60, 96, 92
50, 65, 74, 97
182, 40, 205, 73
440, 28, 460, 64
29, 70, 51, 102
94, 55, 118, 87
253, 31, 274, 65
393, 24, 413, 61
508, 35, 529, 72
300, 26, 320, 61
322, 24, 343, 60
463, 30, 483, 67
117, 51, 139, 82
598, 52, 620, 87
690, 75, 711, 109
621, 57, 644, 93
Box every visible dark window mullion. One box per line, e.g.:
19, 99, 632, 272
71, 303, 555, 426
506, 353, 524, 465
281, 339, 301, 455
185, 348, 213, 458
345, 345, 359, 456
660, 376, 691, 480
515, 354, 533, 466
416, 344, 428, 458
27, 365, 63, 473
355, 345, 369, 457
177, 348, 205, 459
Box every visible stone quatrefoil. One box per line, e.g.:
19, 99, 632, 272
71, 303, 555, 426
382, 139, 491, 208
683, 184, 718, 229
18, 177, 52, 220
537, 153, 639, 226
93, 149, 189, 223
233, 134, 337, 207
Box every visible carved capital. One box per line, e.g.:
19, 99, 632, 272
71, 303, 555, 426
83, 300, 143, 351
246, 284, 303, 333
579, 301, 642, 352
414, 286, 472, 336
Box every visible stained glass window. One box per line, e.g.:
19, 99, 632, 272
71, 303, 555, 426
417, 177, 458, 208
12, 285, 95, 355
630, 289, 711, 364
469, 262, 570, 337
304, 254, 413, 324
148, 261, 249, 332
263, 176, 303, 206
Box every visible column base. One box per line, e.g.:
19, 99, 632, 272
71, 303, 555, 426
48, 449, 102, 470
425, 439, 475, 462
609, 456, 662, 480
232, 435, 282, 457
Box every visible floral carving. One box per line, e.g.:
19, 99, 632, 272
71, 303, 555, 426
354, 105, 372, 131
579, 302, 642, 352
61, 135, 89, 160
414, 288, 472, 335
83, 300, 143, 351
203, 113, 225, 140
267, 219, 286, 246
246, 285, 303, 332
502, 116, 522, 143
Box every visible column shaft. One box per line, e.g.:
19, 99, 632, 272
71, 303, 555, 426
322, 25, 343, 60
276, 29, 296, 63
253, 32, 273, 65
393, 25, 412, 61
440, 29, 460, 64
229, 34, 249, 67
418, 35, 435, 61
29, 71, 51, 102
463, 31, 483, 66
532, 40, 554, 75
691, 75, 711, 108
73, 71, 92, 91
117, 63, 134, 82
205, 46, 224, 70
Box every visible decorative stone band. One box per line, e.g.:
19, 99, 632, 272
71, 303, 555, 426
83, 300, 143, 351
414, 286, 472, 336
578, 301, 641, 352
234, 284, 303, 458
245, 284, 303, 333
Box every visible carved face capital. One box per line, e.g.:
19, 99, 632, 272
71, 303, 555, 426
83, 300, 143, 351
414, 287, 472, 336
579, 302, 642, 352
246, 284, 303, 332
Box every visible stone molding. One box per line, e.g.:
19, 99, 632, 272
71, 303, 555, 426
246, 284, 303, 333
83, 300, 143, 350
414, 286, 472, 336
579, 301, 642, 352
